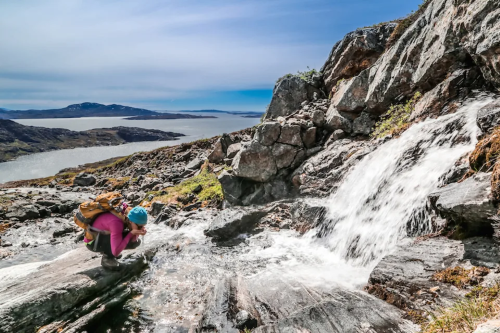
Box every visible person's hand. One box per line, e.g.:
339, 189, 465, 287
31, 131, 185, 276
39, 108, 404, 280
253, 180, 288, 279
131, 228, 147, 236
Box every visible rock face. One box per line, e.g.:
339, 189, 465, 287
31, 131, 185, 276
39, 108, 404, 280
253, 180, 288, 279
0, 247, 155, 333
328, 0, 500, 115
265, 76, 322, 119
322, 23, 397, 95
232, 141, 277, 182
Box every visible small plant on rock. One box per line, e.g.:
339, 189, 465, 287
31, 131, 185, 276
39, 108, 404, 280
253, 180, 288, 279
371, 92, 422, 139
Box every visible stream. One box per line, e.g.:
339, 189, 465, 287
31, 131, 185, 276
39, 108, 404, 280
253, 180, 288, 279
0, 98, 491, 332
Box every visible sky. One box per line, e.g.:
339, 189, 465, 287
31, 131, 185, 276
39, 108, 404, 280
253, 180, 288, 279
0, 0, 423, 111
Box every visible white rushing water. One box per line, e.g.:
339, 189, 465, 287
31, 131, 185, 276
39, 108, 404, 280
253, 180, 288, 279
241, 98, 490, 289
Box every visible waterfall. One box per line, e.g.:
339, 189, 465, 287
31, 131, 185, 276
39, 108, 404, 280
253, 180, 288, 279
317, 98, 491, 267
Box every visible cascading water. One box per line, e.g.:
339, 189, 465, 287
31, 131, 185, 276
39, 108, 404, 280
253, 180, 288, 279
108, 98, 491, 332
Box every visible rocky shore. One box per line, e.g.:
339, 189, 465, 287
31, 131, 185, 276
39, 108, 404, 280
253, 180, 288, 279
0, 119, 184, 162
1, 0, 500, 332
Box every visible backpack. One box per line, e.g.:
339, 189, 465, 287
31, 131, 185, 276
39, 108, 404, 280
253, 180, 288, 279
74, 192, 126, 241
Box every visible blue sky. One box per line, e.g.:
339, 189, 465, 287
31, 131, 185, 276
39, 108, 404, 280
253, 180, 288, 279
0, 0, 423, 111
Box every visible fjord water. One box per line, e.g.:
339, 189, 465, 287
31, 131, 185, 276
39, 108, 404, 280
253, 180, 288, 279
0, 113, 259, 183
120, 99, 489, 331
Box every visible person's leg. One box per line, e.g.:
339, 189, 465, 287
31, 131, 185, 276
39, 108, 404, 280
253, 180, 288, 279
96, 234, 120, 270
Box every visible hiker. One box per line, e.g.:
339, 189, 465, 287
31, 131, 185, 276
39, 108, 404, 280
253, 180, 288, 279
74, 192, 149, 270
84, 205, 148, 270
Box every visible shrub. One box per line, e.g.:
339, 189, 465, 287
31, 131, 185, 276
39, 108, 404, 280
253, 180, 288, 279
371, 92, 422, 139
422, 282, 500, 333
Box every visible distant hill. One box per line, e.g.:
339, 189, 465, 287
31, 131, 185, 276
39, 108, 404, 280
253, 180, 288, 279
0, 102, 158, 119
0, 119, 184, 162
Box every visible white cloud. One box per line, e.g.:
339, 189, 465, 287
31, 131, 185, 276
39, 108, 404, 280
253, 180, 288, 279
0, 0, 329, 109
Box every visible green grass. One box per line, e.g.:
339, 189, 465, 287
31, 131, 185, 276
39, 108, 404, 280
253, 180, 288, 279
152, 169, 223, 205
372, 92, 422, 139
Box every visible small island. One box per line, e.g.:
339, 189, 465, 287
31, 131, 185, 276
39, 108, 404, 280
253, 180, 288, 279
0, 119, 184, 162
124, 113, 217, 120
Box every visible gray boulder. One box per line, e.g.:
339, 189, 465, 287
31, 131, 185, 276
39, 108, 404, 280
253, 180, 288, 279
474, 320, 500, 333
271, 143, 298, 169
324, 105, 352, 133
5, 205, 40, 222
301, 127, 317, 148
277, 124, 303, 146
185, 157, 204, 171
311, 109, 325, 127
429, 172, 497, 237
208, 134, 233, 164
255, 122, 281, 146
204, 207, 269, 241
352, 112, 375, 135
226, 143, 242, 159
232, 141, 277, 182
265, 76, 321, 120
73, 173, 96, 186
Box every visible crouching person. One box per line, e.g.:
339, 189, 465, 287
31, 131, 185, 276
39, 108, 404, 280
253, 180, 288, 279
85, 206, 148, 270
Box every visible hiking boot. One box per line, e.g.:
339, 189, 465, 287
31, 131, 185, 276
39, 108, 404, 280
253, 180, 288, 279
101, 255, 120, 271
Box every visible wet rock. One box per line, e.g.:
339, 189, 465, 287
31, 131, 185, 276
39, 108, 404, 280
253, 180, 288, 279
218, 171, 245, 205
154, 204, 178, 224
277, 124, 303, 147
0, 247, 156, 333
368, 236, 500, 313
321, 23, 397, 94
73, 173, 97, 186
477, 98, 500, 134
352, 112, 374, 135
198, 278, 239, 333
204, 207, 269, 241
429, 172, 497, 237
265, 76, 321, 120
52, 224, 76, 238
255, 122, 281, 146
232, 141, 277, 182
150, 201, 166, 216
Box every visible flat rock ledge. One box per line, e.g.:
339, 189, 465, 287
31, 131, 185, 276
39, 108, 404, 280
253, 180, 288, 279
0, 246, 156, 333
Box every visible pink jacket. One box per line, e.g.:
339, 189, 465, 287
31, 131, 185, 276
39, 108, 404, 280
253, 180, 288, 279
84, 212, 139, 257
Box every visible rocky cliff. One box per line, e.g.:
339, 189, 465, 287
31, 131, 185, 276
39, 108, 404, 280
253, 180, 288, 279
0, 120, 184, 162
1, 0, 500, 332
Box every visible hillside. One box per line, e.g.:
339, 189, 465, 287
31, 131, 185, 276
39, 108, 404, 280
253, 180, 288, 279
0, 119, 184, 162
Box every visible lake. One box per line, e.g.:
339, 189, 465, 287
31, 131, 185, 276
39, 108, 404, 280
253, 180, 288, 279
0, 113, 260, 183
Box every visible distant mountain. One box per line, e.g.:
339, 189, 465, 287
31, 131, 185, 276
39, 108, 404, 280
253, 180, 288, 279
174, 109, 265, 116
0, 102, 158, 119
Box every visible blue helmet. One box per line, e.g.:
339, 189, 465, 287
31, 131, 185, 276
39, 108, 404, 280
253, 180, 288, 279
127, 206, 148, 225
